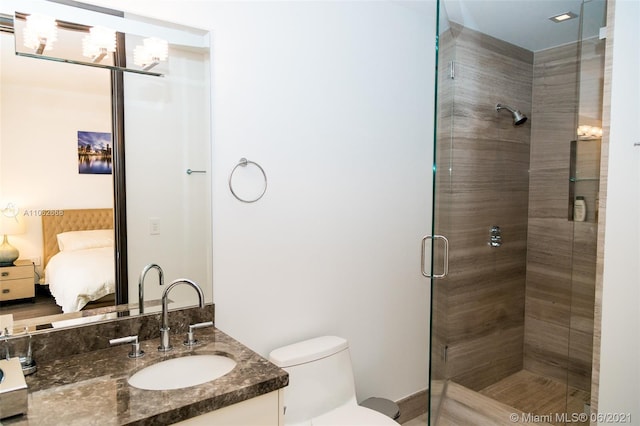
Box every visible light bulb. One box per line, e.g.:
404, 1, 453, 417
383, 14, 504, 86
23, 14, 58, 53
133, 37, 169, 70
82, 26, 116, 63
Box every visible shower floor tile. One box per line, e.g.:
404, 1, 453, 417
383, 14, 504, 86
479, 369, 590, 426
437, 381, 551, 425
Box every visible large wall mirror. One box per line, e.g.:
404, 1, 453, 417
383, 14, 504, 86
0, 0, 212, 333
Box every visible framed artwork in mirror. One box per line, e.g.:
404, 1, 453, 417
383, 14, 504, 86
77, 131, 112, 175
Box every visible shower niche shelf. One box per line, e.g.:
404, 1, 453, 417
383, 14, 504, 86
568, 138, 601, 223
569, 177, 599, 182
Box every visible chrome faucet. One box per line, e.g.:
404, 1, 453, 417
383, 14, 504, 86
139, 263, 164, 314
158, 279, 205, 352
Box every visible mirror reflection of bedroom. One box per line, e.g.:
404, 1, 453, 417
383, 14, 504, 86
0, 29, 115, 322
0, 5, 213, 332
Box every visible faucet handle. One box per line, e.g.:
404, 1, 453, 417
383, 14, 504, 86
110, 335, 145, 358
20, 327, 36, 375
184, 321, 213, 347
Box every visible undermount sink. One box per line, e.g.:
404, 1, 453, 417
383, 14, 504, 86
128, 354, 237, 390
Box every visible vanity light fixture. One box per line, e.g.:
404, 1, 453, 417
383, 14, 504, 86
82, 26, 116, 63
133, 37, 169, 71
549, 11, 578, 23
23, 14, 58, 54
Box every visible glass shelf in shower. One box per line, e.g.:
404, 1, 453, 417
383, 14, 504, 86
569, 177, 600, 182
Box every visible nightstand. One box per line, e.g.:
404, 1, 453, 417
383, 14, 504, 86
0, 260, 35, 302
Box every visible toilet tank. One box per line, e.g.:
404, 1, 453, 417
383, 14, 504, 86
269, 336, 357, 425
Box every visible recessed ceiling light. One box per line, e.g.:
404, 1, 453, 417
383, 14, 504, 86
549, 11, 578, 23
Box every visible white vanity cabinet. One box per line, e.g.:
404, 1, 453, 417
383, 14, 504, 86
174, 389, 283, 426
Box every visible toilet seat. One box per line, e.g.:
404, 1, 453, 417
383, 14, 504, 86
312, 404, 399, 426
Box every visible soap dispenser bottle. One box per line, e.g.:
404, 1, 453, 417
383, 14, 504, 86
574, 196, 587, 222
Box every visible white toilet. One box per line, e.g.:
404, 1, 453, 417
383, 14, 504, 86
268, 336, 399, 426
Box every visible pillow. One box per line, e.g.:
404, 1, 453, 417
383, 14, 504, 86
57, 229, 114, 252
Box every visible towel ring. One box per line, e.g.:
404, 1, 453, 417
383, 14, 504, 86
228, 158, 267, 203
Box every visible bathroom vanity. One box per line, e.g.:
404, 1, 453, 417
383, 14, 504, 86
2, 308, 288, 425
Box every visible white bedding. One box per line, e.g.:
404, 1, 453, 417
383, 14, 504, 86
45, 246, 115, 313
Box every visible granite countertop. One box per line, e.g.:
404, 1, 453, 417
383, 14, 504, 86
4, 328, 288, 425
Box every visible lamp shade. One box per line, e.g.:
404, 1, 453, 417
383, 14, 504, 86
0, 211, 26, 236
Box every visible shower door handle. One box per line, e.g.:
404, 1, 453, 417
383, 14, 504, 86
421, 235, 449, 278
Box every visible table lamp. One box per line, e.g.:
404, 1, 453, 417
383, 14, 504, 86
0, 208, 26, 266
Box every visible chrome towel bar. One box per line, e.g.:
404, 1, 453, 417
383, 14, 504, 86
186, 169, 206, 175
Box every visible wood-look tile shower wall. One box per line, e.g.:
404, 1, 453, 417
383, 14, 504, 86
524, 38, 603, 393
434, 24, 600, 394
433, 25, 533, 391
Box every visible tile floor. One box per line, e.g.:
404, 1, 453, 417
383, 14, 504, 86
401, 370, 589, 426
402, 412, 427, 425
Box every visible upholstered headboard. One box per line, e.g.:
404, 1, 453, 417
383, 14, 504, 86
42, 208, 113, 269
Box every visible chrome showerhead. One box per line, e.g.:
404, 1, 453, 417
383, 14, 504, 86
496, 103, 528, 126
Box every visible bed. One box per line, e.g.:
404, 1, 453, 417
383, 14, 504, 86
42, 208, 115, 313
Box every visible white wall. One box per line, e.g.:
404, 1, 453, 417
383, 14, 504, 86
598, 0, 640, 421
87, 0, 436, 402
209, 1, 435, 402
0, 34, 112, 271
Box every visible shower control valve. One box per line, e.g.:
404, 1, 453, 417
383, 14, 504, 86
489, 225, 502, 247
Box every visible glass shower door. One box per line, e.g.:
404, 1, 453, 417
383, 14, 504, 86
428, 1, 604, 424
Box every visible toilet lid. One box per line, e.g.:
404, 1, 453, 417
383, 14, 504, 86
312, 405, 399, 426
